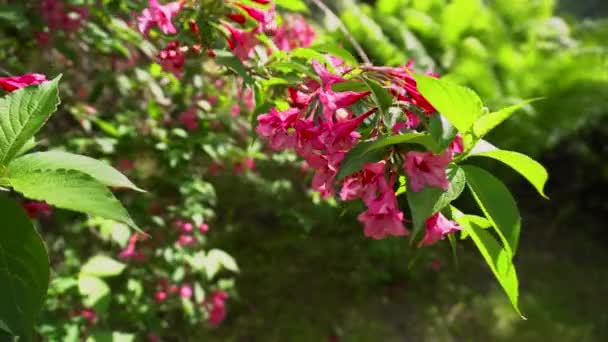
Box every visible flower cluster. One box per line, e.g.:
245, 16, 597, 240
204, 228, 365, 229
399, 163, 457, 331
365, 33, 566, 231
256, 59, 463, 242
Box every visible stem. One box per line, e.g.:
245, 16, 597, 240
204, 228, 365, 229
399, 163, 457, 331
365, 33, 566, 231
306, 0, 371, 64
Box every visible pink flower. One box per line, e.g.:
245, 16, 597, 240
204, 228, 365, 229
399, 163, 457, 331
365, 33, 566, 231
199, 223, 209, 233
320, 108, 374, 152
177, 234, 195, 246
392, 112, 421, 133
404, 151, 451, 192
273, 14, 316, 51
180, 284, 193, 299
317, 89, 371, 122
224, 24, 258, 61
118, 233, 147, 262
0, 74, 47, 92
256, 108, 299, 150
205, 291, 229, 326
231, 104, 241, 117
418, 212, 462, 247
158, 42, 185, 78
236, 3, 276, 32
448, 134, 464, 155
340, 161, 386, 202
308, 152, 345, 198
155, 291, 167, 302
137, 0, 183, 36
312, 59, 344, 89
357, 183, 408, 239
178, 107, 198, 131
22, 201, 52, 219
80, 308, 97, 325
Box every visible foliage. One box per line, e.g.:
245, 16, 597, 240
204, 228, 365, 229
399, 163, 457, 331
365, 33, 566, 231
1, 0, 603, 340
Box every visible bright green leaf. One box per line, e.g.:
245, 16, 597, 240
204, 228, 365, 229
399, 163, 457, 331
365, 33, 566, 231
463, 165, 521, 254
207, 249, 239, 273
80, 255, 126, 278
86, 331, 135, 342
274, 0, 308, 12
312, 44, 358, 65
469, 150, 549, 198
7, 168, 138, 229
407, 166, 466, 237
460, 214, 491, 239
336, 133, 434, 181
78, 275, 110, 310
0, 194, 49, 341
0, 75, 61, 165
415, 75, 483, 133
473, 99, 539, 137
452, 207, 523, 317
363, 78, 393, 115
9, 151, 143, 192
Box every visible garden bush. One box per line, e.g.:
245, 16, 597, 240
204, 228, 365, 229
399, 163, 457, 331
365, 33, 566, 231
0, 0, 604, 341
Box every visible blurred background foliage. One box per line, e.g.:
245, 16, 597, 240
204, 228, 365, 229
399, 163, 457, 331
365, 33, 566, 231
0, 0, 607, 340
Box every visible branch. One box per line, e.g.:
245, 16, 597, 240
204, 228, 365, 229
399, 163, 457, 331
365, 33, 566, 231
307, 0, 371, 64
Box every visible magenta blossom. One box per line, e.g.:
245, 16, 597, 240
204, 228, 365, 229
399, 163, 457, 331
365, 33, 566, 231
448, 134, 464, 155
22, 201, 52, 219
205, 291, 229, 326
179, 284, 193, 299
308, 152, 345, 198
235, 2, 276, 32
404, 151, 451, 192
224, 24, 258, 61
178, 107, 198, 131
256, 108, 299, 150
118, 233, 147, 262
0, 74, 47, 92
418, 212, 462, 247
273, 14, 316, 51
340, 161, 386, 203
158, 41, 185, 78
137, 0, 183, 36
357, 180, 408, 239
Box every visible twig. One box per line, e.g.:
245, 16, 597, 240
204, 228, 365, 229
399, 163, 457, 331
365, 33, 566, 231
307, 0, 371, 64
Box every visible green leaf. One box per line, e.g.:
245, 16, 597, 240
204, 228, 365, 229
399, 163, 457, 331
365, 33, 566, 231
0, 194, 49, 341
331, 81, 370, 93
214, 50, 253, 85
473, 99, 539, 137
428, 113, 457, 153
207, 249, 239, 273
7, 168, 138, 229
290, 48, 326, 61
415, 75, 483, 133
0, 75, 61, 165
9, 151, 143, 192
312, 44, 358, 65
80, 255, 126, 278
274, 0, 308, 12
363, 78, 393, 115
463, 165, 521, 254
469, 150, 548, 198
451, 207, 523, 317
459, 214, 491, 239
86, 331, 135, 342
336, 133, 434, 181
78, 275, 110, 310
407, 166, 466, 237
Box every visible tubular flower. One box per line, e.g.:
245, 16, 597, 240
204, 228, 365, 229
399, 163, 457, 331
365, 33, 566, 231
418, 212, 462, 247
404, 151, 451, 192
0, 74, 47, 92
137, 0, 183, 36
